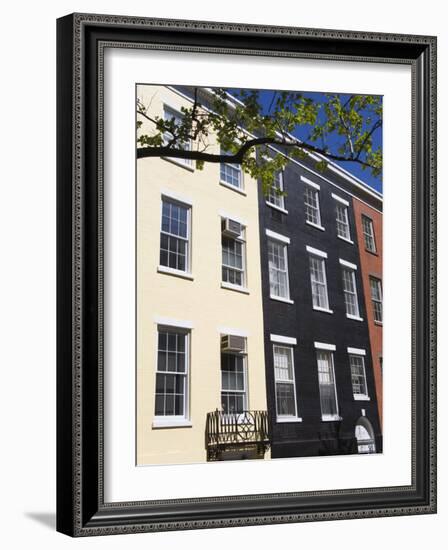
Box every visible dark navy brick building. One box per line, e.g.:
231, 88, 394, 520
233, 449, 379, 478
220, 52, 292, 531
258, 153, 383, 458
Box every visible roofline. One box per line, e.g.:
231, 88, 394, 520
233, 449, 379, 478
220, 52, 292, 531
163, 85, 383, 204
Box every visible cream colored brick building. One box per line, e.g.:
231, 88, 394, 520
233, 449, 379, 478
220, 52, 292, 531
136, 86, 269, 465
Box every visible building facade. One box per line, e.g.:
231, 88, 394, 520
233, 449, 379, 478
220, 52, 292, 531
136, 84, 383, 465
136, 85, 269, 465
352, 198, 383, 427
258, 153, 383, 457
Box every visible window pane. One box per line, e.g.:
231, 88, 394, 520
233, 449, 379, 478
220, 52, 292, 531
335, 204, 350, 240
221, 351, 247, 414
220, 148, 242, 188
276, 383, 296, 416
304, 186, 321, 225
370, 277, 383, 322
342, 268, 359, 316
267, 172, 285, 209
350, 355, 367, 395
160, 199, 190, 272
155, 329, 188, 417
273, 346, 297, 417
362, 215, 376, 252
309, 256, 329, 309
317, 351, 338, 417
268, 240, 289, 299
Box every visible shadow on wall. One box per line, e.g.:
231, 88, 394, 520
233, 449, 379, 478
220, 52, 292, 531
25, 512, 56, 531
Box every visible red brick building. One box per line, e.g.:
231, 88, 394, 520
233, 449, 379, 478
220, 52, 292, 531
352, 199, 383, 427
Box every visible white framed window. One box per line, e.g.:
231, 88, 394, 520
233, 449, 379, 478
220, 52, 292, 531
341, 267, 360, 317
221, 350, 247, 414
362, 215, 377, 253
370, 277, 383, 323
154, 327, 189, 419
163, 105, 193, 167
222, 223, 246, 288
349, 354, 369, 399
273, 345, 298, 419
160, 197, 191, 273
309, 253, 330, 310
304, 184, 322, 226
220, 147, 242, 190
316, 350, 339, 420
266, 171, 285, 210
268, 238, 291, 301
335, 202, 351, 241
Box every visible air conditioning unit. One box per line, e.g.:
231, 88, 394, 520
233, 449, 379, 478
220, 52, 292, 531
221, 335, 246, 353
222, 218, 242, 238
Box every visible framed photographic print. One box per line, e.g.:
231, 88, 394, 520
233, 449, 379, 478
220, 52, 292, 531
56, 13, 437, 536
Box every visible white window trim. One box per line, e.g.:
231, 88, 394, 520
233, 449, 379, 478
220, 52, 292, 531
152, 419, 193, 428
331, 192, 349, 206
316, 350, 341, 421
221, 221, 247, 289
273, 344, 299, 421
270, 334, 297, 345
349, 352, 370, 401
221, 349, 248, 414
162, 104, 194, 171
221, 282, 250, 294
314, 342, 336, 351
157, 265, 194, 280
347, 347, 366, 355
161, 189, 193, 207
346, 314, 364, 322
160, 196, 192, 274
266, 228, 290, 244
301, 175, 320, 190
306, 245, 327, 258
153, 327, 190, 423
217, 327, 249, 338
154, 317, 194, 329
313, 305, 334, 314
219, 146, 244, 191
270, 295, 295, 305
219, 180, 247, 196
339, 258, 358, 270
337, 234, 354, 245
305, 220, 326, 231
266, 201, 289, 215
266, 171, 286, 212
161, 156, 195, 172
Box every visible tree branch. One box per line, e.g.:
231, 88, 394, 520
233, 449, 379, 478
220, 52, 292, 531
137, 135, 376, 170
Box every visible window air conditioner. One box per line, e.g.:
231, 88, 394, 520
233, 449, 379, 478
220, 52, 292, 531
221, 335, 246, 353
222, 218, 242, 238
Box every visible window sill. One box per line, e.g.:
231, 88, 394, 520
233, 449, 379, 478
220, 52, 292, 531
365, 248, 379, 257
354, 395, 371, 401
374, 320, 383, 326
306, 220, 325, 231
221, 282, 250, 294
152, 419, 193, 429
219, 180, 246, 196
276, 416, 303, 423
321, 415, 342, 422
266, 201, 288, 215
270, 295, 294, 305
337, 235, 354, 245
346, 314, 364, 322
162, 156, 195, 172
313, 306, 334, 314
157, 266, 194, 280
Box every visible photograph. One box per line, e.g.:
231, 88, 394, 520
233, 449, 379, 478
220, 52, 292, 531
135, 84, 383, 466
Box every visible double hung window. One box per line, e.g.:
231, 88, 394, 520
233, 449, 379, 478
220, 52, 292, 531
273, 345, 297, 418
155, 328, 189, 419
160, 198, 190, 273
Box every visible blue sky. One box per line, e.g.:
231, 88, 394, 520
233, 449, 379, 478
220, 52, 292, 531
227, 89, 383, 194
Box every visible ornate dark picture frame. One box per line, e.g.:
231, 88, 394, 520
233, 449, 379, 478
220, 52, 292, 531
56, 13, 437, 537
